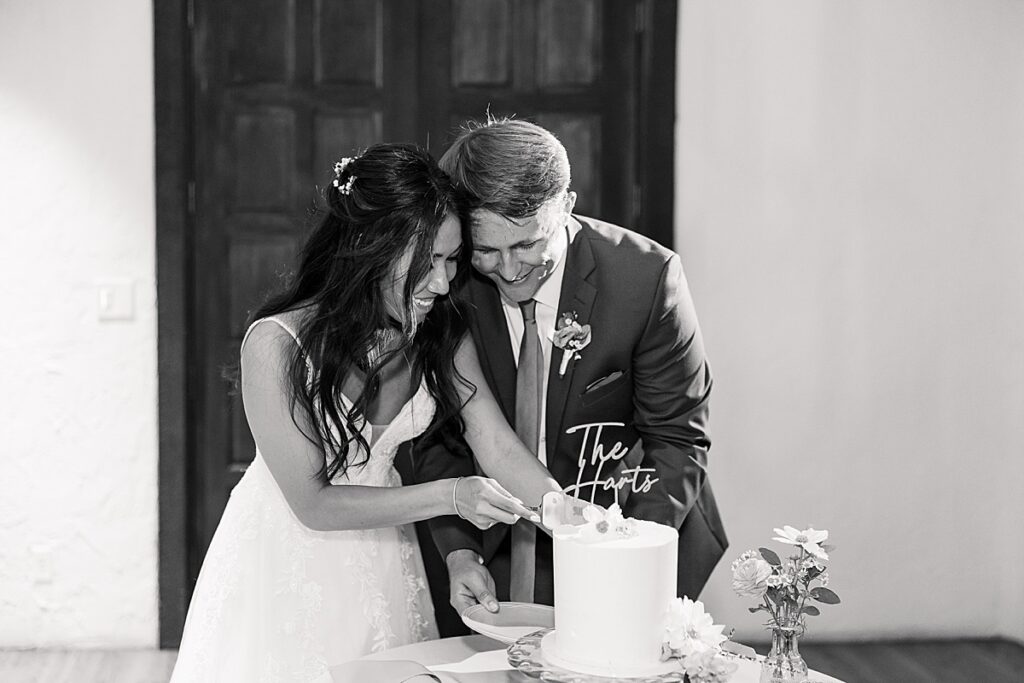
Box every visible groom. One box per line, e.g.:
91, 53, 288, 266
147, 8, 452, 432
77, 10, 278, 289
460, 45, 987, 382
414, 118, 727, 618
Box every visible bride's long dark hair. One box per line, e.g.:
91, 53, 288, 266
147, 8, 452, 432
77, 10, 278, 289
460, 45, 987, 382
251, 143, 472, 479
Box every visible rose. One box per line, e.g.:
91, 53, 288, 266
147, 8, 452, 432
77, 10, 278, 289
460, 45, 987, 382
731, 555, 773, 597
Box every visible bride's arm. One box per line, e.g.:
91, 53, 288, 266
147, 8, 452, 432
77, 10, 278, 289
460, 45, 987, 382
455, 334, 562, 508
241, 321, 534, 532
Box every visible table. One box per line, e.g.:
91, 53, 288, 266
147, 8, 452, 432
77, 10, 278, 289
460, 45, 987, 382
330, 634, 846, 683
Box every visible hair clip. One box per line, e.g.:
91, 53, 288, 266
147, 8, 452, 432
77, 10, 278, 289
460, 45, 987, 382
332, 157, 358, 195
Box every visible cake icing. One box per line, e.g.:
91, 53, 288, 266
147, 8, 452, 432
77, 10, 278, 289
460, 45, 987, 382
545, 503, 680, 677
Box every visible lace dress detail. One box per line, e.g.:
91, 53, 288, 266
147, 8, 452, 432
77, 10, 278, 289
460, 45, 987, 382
170, 317, 439, 683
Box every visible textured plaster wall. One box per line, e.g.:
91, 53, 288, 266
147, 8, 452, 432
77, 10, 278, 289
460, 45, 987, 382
677, 1, 1024, 641
0, 1, 159, 646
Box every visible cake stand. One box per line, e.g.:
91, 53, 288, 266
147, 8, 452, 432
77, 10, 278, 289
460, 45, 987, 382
507, 628, 689, 682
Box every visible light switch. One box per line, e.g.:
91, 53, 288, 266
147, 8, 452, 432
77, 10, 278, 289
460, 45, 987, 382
30, 544, 54, 584
96, 279, 135, 321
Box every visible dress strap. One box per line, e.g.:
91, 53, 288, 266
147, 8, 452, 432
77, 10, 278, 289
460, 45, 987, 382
241, 316, 305, 354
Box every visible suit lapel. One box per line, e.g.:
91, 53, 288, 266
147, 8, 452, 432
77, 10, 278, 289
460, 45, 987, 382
466, 275, 517, 424
545, 221, 597, 465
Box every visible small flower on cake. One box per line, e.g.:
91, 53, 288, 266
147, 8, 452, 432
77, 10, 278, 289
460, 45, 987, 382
552, 311, 591, 377
581, 503, 637, 539
662, 597, 737, 682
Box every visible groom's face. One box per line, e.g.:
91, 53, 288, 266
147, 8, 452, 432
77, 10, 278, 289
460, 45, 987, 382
470, 193, 575, 303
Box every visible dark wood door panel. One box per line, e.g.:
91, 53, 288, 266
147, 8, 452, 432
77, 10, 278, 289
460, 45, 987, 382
423, 0, 635, 225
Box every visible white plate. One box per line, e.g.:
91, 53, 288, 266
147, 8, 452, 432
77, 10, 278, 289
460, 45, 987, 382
461, 601, 555, 644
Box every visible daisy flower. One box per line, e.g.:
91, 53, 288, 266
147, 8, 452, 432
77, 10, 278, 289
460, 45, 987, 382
772, 525, 829, 560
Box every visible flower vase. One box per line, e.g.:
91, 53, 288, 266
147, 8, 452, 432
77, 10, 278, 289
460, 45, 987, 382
759, 626, 808, 683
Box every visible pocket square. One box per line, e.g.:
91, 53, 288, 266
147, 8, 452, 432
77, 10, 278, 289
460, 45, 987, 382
584, 370, 624, 393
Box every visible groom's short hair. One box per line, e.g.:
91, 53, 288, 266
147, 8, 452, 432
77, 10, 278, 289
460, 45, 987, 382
439, 117, 571, 220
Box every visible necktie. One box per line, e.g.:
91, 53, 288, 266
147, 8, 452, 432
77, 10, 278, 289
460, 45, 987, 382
510, 299, 543, 603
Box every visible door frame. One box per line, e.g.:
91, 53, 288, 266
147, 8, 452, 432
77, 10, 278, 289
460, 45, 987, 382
154, 0, 677, 648
154, 0, 194, 648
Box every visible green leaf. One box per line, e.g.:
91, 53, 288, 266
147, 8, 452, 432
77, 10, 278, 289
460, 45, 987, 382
748, 607, 763, 613
759, 547, 782, 566
805, 566, 823, 580
810, 587, 841, 604
801, 606, 821, 616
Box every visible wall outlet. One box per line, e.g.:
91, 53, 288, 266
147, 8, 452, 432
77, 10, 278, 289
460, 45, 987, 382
96, 279, 135, 321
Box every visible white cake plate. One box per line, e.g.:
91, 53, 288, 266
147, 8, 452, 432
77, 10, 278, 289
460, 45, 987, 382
507, 628, 689, 682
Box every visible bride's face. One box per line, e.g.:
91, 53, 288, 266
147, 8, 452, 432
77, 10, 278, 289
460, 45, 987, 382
381, 214, 462, 324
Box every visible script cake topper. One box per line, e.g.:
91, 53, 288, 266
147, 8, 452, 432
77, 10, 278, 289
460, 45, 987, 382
561, 421, 659, 504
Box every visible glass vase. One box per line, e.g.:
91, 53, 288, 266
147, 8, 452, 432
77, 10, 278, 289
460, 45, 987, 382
759, 625, 808, 683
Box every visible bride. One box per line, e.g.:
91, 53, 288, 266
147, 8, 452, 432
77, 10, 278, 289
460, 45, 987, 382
170, 144, 559, 682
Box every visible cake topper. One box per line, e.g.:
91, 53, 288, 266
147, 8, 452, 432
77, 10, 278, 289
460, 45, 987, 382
562, 421, 660, 505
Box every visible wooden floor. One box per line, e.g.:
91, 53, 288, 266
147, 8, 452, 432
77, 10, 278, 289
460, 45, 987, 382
0, 639, 1021, 682
796, 639, 1024, 683
0, 648, 177, 683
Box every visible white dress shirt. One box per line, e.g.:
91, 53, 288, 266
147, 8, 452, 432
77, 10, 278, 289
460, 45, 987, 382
499, 221, 581, 466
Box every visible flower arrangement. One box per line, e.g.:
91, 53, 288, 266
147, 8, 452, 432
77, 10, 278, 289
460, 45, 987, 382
552, 311, 591, 377
732, 526, 841, 683
662, 597, 739, 683
732, 526, 841, 632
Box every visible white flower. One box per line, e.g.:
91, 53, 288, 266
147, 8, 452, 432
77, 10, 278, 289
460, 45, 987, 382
779, 562, 799, 586
682, 648, 740, 683
731, 556, 773, 597
736, 549, 759, 563
581, 503, 636, 538
664, 597, 728, 659
772, 525, 829, 560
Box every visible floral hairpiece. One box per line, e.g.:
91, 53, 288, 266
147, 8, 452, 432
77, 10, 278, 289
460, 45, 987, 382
333, 157, 358, 195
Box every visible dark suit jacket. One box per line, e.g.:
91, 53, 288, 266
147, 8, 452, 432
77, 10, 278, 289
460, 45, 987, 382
413, 216, 727, 602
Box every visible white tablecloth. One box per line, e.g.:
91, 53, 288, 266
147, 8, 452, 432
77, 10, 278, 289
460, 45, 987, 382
331, 634, 845, 683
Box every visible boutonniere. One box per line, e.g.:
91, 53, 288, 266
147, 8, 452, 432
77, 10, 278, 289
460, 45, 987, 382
552, 311, 592, 378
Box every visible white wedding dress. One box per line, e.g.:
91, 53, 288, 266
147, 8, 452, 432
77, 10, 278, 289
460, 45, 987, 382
170, 317, 439, 682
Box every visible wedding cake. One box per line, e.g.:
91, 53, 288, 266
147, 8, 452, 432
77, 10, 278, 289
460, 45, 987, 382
543, 503, 680, 677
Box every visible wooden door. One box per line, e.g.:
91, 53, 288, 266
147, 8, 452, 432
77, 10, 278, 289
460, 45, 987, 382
159, 0, 675, 644
190, 0, 420, 574
419, 0, 639, 226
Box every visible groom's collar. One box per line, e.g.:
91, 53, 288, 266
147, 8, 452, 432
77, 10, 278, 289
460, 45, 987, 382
562, 215, 596, 283
532, 219, 582, 311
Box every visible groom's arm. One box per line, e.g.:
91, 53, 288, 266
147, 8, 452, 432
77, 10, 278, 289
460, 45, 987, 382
622, 253, 713, 528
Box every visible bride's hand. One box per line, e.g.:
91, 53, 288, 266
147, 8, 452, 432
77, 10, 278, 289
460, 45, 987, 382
453, 476, 541, 530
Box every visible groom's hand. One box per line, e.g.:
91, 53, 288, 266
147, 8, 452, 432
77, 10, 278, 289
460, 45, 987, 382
446, 549, 499, 615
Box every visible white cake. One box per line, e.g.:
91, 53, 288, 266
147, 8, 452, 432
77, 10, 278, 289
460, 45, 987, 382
543, 504, 679, 677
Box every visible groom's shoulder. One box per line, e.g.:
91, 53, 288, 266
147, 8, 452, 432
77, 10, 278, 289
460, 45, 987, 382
574, 215, 676, 271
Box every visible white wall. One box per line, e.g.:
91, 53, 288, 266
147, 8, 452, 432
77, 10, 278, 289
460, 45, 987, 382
0, 1, 159, 647
678, 0, 1024, 642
